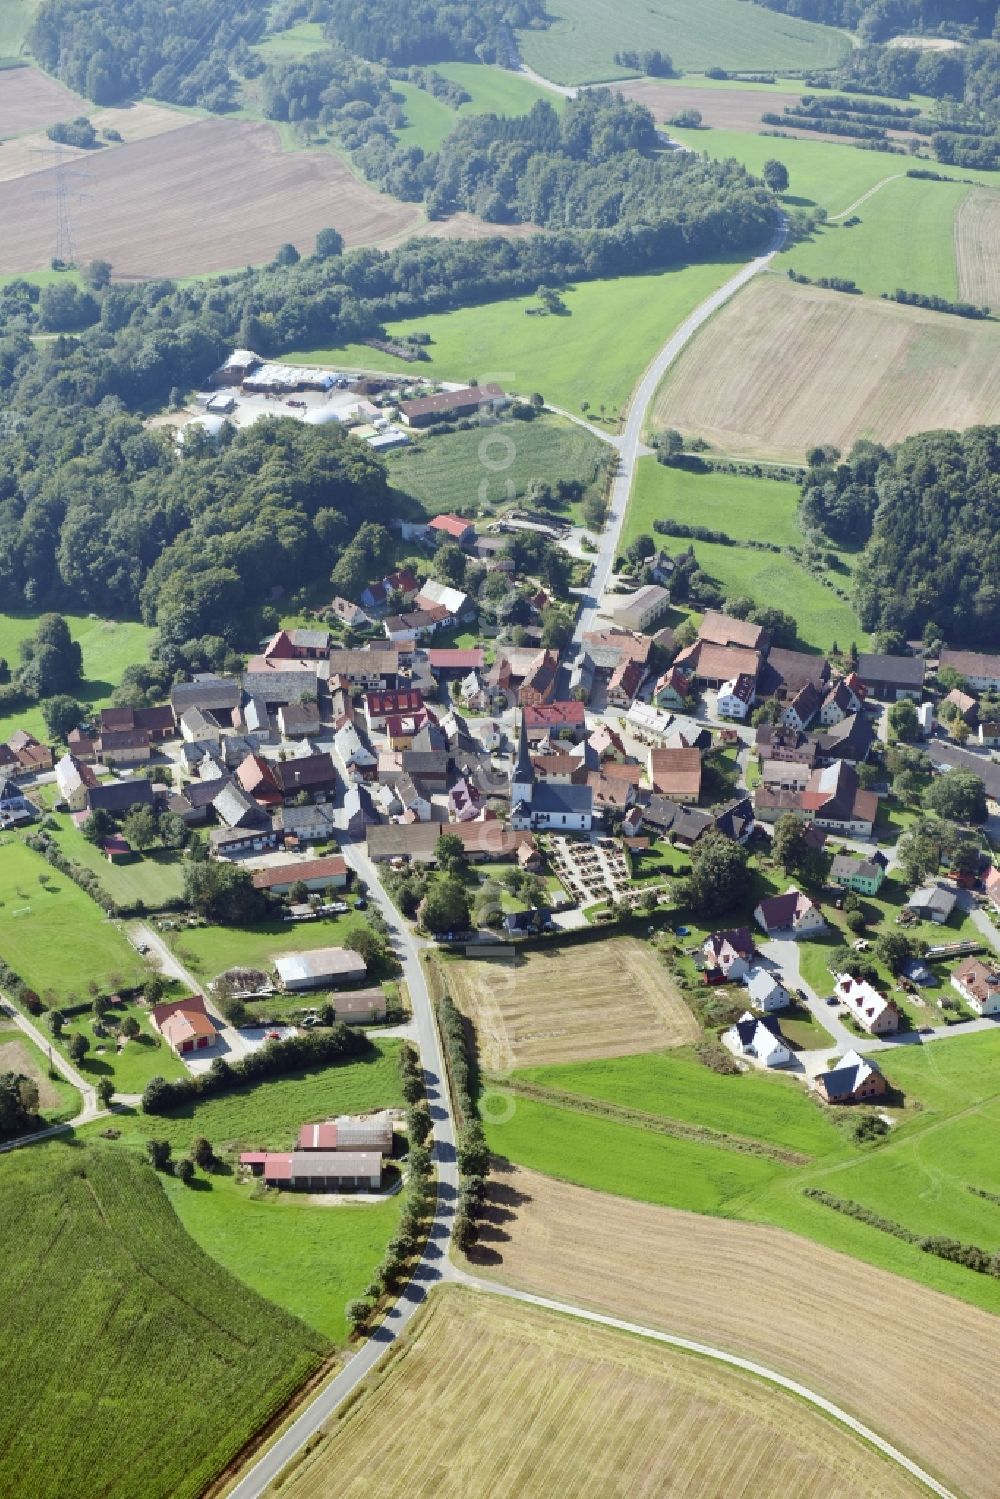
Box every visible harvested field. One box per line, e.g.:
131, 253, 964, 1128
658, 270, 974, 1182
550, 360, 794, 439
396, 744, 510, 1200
619, 79, 802, 134
445, 938, 698, 1072
0, 64, 84, 136
955, 188, 1000, 308
0, 118, 425, 277
0, 100, 195, 184
475, 1166, 1000, 1499
651, 274, 1000, 460
275, 1288, 921, 1499
0, 1035, 62, 1109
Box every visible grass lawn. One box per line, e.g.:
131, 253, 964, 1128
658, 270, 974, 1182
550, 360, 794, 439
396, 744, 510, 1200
395, 63, 561, 151
622, 459, 803, 552
281, 260, 741, 420
48, 822, 186, 909
0, 1143, 328, 1499
385, 411, 608, 518
668, 126, 1000, 215
0, 1, 39, 54
164, 908, 373, 983
0, 839, 145, 1000
167, 1171, 401, 1341
781, 175, 969, 300
57, 997, 188, 1094
0, 610, 155, 744
516, 0, 849, 84
677, 532, 864, 651
485, 1092, 791, 1212
515, 1046, 845, 1157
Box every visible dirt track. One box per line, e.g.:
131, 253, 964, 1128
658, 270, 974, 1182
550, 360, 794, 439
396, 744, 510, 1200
473, 1165, 1000, 1499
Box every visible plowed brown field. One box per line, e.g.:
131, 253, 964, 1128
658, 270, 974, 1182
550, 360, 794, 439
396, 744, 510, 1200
0, 64, 84, 136
274, 1289, 923, 1499
473, 1166, 1000, 1499
0, 118, 423, 276
955, 188, 1000, 309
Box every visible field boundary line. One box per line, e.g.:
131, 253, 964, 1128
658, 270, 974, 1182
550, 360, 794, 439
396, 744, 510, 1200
486, 1073, 814, 1164
453, 1269, 956, 1499
830, 173, 904, 220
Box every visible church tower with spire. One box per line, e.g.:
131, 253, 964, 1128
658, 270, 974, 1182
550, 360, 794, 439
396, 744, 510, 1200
511, 710, 534, 814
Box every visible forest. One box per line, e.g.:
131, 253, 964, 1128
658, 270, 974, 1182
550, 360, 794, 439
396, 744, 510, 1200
324, 0, 547, 65
801, 428, 1000, 646
751, 0, 997, 40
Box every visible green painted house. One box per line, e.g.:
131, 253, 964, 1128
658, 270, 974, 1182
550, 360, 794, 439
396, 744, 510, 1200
830, 853, 887, 896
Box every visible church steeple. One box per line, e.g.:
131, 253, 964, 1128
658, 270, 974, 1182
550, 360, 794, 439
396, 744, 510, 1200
511, 710, 534, 808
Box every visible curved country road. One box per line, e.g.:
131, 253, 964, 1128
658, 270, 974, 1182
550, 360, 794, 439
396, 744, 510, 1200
570, 213, 787, 654
226, 826, 953, 1499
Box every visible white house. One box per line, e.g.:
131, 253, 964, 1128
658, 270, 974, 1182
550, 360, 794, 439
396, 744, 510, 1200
754, 888, 826, 939
716, 673, 756, 720
745, 967, 792, 1013
703, 927, 755, 982
723, 1011, 792, 1068
951, 957, 1000, 1017
335, 721, 377, 777
834, 973, 900, 1034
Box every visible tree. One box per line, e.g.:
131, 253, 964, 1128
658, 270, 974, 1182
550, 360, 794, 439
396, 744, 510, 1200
344, 926, 383, 966
146, 1137, 171, 1170
679, 832, 751, 917
121, 804, 158, 850
420, 877, 471, 935
433, 542, 467, 588
875, 930, 916, 974
41, 694, 83, 741
175, 1157, 195, 1185
0, 1071, 41, 1139
771, 813, 822, 881
191, 1136, 215, 1171
888, 698, 919, 743
346, 1298, 372, 1333
183, 859, 266, 924
626, 534, 655, 567
407, 1105, 432, 1145
158, 811, 188, 849
92, 993, 111, 1020
540, 607, 573, 651
47, 1010, 65, 1038
924, 770, 987, 825
274, 241, 300, 266
762, 158, 789, 193
436, 834, 467, 875
68, 1033, 89, 1064
96, 1077, 114, 1109
314, 227, 344, 259
81, 807, 113, 845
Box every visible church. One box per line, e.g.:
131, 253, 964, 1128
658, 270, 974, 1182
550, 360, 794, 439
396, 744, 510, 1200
509, 714, 593, 832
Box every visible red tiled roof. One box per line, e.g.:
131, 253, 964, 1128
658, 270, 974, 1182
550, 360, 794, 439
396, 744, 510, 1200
428, 513, 474, 538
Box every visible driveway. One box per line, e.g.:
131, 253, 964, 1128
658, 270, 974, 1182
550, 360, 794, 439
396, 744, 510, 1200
127, 920, 251, 1059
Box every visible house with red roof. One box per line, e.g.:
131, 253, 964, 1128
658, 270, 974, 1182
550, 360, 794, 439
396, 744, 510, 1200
427, 513, 475, 546
150, 995, 218, 1055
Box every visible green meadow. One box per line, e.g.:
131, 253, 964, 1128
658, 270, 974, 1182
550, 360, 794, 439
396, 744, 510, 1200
516, 0, 850, 84
0, 609, 155, 744
282, 260, 740, 418
622, 458, 863, 651
0, 840, 145, 1000
167, 908, 374, 983
395, 63, 561, 151
252, 21, 327, 58
49, 823, 186, 909
487, 1029, 1000, 1315
781, 175, 970, 300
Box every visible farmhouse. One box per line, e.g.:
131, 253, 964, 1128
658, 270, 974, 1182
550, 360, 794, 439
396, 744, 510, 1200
524, 701, 587, 742
815, 712, 875, 767
759, 649, 830, 702
716, 673, 756, 720
151, 995, 217, 1055
4, 730, 54, 774
830, 853, 887, 896
366, 689, 425, 732
327, 648, 400, 689
856, 652, 925, 701
800, 762, 877, 837
611, 585, 671, 633
698, 611, 768, 653
55, 753, 98, 812
939, 649, 1000, 693
170, 675, 240, 725
820, 674, 866, 725
648, 747, 702, 803
815, 1050, 888, 1105
835, 974, 900, 1034
239, 1151, 382, 1191
582, 628, 652, 673
607, 658, 645, 708
277, 702, 322, 739
250, 856, 349, 895
398, 384, 505, 429
652, 667, 691, 711
754, 888, 826, 938
274, 948, 367, 991
755, 724, 817, 766
327, 988, 389, 1024
722, 1011, 792, 1068
951, 957, 1000, 1016
781, 682, 823, 732
677, 641, 762, 689
86, 778, 155, 816
100, 704, 175, 741
274, 752, 339, 800
297, 1113, 394, 1153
